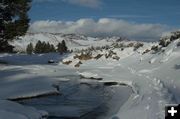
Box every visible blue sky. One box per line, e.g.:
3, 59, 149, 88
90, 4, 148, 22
30, 0, 180, 26
29, 0, 180, 40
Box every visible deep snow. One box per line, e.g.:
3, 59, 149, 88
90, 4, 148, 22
0, 33, 180, 119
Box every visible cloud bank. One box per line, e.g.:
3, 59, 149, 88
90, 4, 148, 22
29, 18, 168, 41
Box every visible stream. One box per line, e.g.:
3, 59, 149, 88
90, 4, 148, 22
17, 78, 132, 119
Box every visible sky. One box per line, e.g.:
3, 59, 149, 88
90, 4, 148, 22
28, 0, 180, 41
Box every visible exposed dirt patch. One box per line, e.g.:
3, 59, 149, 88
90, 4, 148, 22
63, 60, 72, 65
74, 53, 93, 60
75, 61, 83, 67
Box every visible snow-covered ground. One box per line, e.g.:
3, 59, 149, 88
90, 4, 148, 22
0, 53, 79, 119
62, 37, 180, 119
0, 53, 132, 119
1, 32, 180, 119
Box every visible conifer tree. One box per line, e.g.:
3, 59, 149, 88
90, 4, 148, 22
50, 44, 56, 52
61, 40, 68, 53
26, 43, 33, 54
34, 41, 56, 53
41, 41, 46, 53
57, 40, 68, 54
46, 42, 51, 53
0, 0, 32, 52
57, 42, 63, 53
35, 40, 42, 53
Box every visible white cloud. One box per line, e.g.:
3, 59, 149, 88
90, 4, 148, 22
62, 0, 102, 8
29, 18, 168, 41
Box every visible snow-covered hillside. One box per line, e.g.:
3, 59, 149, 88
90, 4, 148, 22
61, 31, 180, 119
1, 31, 180, 119
10, 32, 122, 52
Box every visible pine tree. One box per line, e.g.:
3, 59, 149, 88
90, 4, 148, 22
41, 41, 46, 53
61, 40, 68, 53
34, 41, 56, 53
0, 0, 32, 52
0, 0, 14, 52
57, 40, 68, 54
46, 42, 51, 53
35, 40, 42, 53
26, 43, 33, 54
50, 44, 56, 52
57, 42, 63, 54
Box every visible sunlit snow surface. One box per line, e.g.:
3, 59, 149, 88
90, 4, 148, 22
0, 36, 180, 119
0, 53, 132, 119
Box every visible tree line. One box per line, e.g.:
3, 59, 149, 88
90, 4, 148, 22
26, 40, 68, 54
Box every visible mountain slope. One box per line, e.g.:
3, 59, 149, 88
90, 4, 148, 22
10, 32, 120, 52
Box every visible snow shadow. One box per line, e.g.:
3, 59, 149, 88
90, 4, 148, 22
0, 53, 69, 65
0, 68, 27, 82
174, 64, 180, 70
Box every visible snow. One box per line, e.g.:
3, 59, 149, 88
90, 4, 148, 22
61, 36, 180, 119
77, 71, 99, 78
0, 52, 133, 118
10, 32, 116, 52
0, 53, 78, 118
0, 100, 47, 119
1, 32, 180, 119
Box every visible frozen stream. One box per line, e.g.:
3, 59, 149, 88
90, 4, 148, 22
17, 77, 133, 119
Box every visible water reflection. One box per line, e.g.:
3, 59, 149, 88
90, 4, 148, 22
18, 79, 132, 119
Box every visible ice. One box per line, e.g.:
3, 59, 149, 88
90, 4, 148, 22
0, 33, 180, 119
